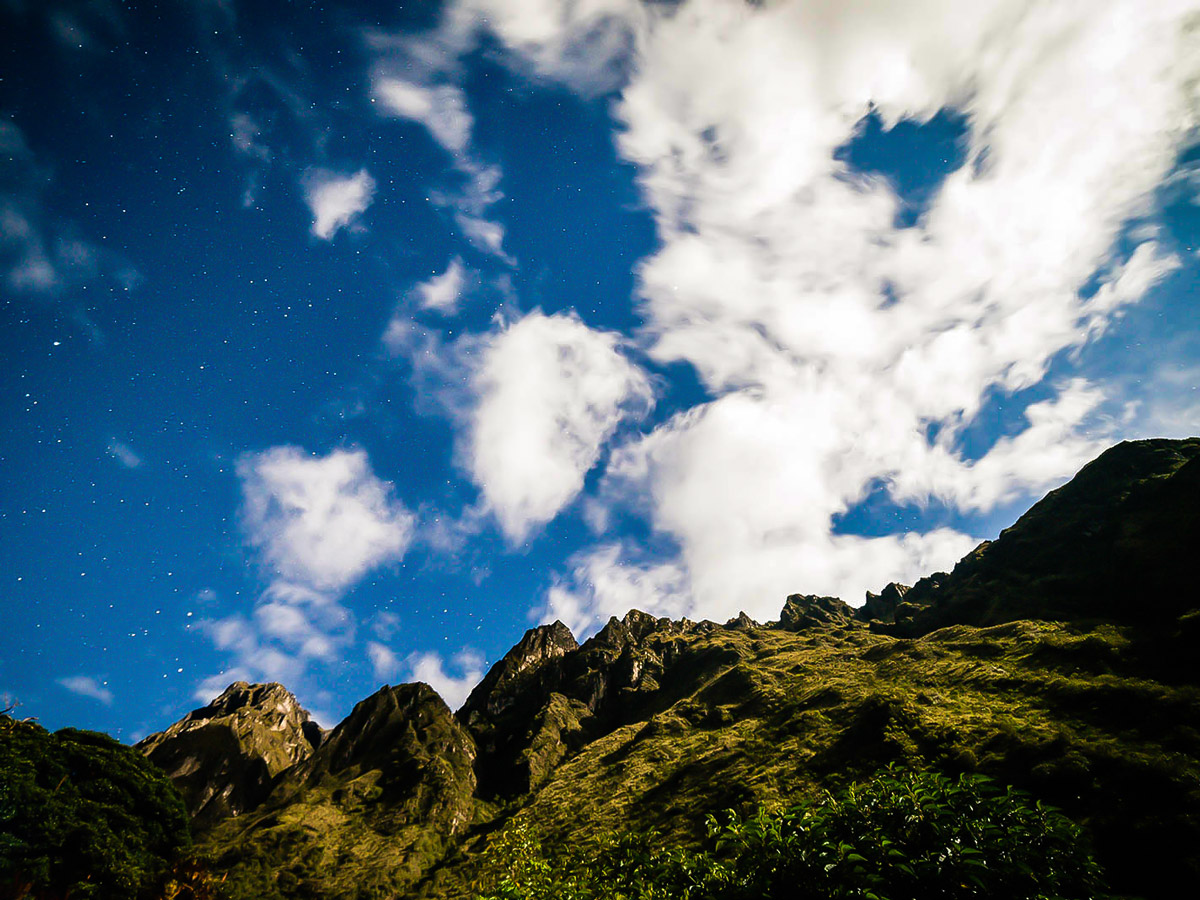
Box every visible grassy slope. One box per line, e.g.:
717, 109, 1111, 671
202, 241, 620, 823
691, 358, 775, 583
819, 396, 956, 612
202, 685, 478, 900
419, 618, 1200, 900
193, 438, 1200, 900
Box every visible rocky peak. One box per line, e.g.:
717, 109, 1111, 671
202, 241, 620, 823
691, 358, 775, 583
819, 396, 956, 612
778, 594, 855, 631
459, 621, 578, 723
724, 611, 760, 630
858, 583, 910, 624
137, 681, 321, 824
318, 682, 472, 777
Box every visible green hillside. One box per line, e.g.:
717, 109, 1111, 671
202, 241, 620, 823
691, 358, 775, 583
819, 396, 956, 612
7, 438, 1200, 900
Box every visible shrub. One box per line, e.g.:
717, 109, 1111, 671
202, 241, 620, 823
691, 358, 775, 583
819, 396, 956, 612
0, 717, 192, 899
476, 765, 1106, 900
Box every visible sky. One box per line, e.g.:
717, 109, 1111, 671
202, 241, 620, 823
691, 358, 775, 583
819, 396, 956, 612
2, 0, 1198, 740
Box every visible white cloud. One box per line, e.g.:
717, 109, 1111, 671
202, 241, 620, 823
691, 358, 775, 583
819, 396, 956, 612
302, 168, 376, 240
374, 79, 473, 155
194, 448, 414, 703
237, 446, 414, 592
454, 0, 643, 94
889, 379, 1110, 512
368, 39, 508, 257
414, 256, 470, 314
469, 311, 652, 541
367, 641, 402, 681
405, 649, 485, 711
195, 613, 308, 687
58, 676, 113, 705
106, 438, 142, 469
466, 0, 1196, 624
539, 543, 690, 637
600, 391, 981, 619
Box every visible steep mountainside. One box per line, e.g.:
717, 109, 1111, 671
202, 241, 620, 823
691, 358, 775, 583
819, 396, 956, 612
137, 438, 1200, 900
201, 683, 477, 899
888, 438, 1200, 635
137, 681, 323, 825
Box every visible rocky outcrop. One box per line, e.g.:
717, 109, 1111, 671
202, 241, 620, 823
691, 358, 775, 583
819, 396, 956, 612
136, 681, 321, 824
459, 621, 578, 724
460, 611, 708, 797
203, 682, 478, 900
724, 611, 759, 630
779, 594, 855, 630
857, 583, 909, 624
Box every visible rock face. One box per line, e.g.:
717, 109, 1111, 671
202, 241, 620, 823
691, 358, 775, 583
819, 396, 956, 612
204, 683, 477, 900
459, 621, 578, 723
779, 594, 855, 630
858, 583, 909, 624
136, 681, 322, 824
461, 613, 702, 798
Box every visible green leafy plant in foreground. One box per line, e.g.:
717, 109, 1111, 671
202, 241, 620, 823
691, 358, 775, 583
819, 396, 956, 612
0, 716, 192, 899
477, 766, 1107, 900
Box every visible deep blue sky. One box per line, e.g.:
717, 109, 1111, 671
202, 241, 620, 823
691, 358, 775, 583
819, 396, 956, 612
3, 0, 1197, 739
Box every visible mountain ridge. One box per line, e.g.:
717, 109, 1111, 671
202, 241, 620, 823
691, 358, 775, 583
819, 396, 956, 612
135, 437, 1200, 900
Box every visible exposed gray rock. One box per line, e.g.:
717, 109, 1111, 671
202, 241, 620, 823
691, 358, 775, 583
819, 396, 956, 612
724, 611, 759, 630
778, 594, 854, 631
459, 621, 578, 724
857, 582, 910, 624
136, 681, 321, 824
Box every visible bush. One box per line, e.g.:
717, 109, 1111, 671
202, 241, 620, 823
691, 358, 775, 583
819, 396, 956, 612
0, 716, 192, 899
476, 765, 1106, 900
707, 765, 1104, 899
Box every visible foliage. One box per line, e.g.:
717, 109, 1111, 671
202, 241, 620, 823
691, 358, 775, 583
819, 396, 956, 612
475, 767, 1106, 900
0, 716, 192, 899
706, 765, 1105, 899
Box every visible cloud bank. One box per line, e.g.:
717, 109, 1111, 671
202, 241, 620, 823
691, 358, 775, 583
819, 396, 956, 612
457, 0, 1196, 631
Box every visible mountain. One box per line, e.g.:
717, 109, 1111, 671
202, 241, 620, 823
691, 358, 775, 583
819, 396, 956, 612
201, 683, 478, 899
136, 681, 323, 825
888, 437, 1200, 637
134, 438, 1200, 900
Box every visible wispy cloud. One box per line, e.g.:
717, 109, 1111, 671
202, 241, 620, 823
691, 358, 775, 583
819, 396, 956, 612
58, 675, 113, 705
366, 641, 401, 681
302, 168, 377, 240
1, 118, 136, 341
368, 28, 510, 258
195, 448, 414, 701
415, 256, 471, 315
106, 439, 143, 469
373, 79, 473, 156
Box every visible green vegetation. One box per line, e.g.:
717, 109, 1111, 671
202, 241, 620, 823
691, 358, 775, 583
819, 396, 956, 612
477, 767, 1105, 900
415, 618, 1199, 900
101, 441, 1200, 899
202, 684, 479, 900
0, 715, 191, 899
